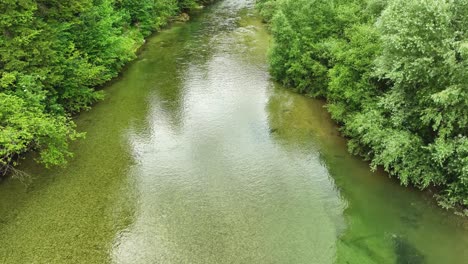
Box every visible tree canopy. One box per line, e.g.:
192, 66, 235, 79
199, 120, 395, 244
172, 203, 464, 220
258, 0, 468, 212
0, 0, 212, 176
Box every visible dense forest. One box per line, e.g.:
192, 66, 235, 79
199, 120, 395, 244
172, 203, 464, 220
0, 0, 213, 175
257, 0, 467, 212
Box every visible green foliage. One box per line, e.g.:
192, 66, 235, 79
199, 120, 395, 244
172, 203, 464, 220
115, 0, 179, 37
0, 0, 212, 174
375, 0, 468, 211
256, 0, 278, 22
0, 93, 80, 174
259, 0, 468, 212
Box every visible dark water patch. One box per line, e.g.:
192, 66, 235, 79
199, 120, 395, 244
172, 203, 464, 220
339, 234, 388, 264
269, 128, 278, 134
399, 215, 420, 229
393, 235, 426, 264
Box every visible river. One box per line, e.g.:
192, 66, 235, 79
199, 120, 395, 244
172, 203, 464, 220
0, 0, 466, 263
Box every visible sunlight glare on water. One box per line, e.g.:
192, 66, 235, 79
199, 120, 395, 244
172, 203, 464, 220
112, 1, 342, 262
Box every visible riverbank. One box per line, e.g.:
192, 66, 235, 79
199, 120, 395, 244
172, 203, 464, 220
256, 0, 468, 214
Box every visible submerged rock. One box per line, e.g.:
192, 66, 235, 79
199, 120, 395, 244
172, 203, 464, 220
392, 235, 426, 264
399, 215, 419, 229
399, 206, 423, 229
177, 13, 190, 22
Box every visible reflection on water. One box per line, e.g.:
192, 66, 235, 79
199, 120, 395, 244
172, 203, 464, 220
0, 0, 466, 263
112, 2, 342, 262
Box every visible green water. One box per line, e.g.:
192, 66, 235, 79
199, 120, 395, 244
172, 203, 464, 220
0, 1, 466, 263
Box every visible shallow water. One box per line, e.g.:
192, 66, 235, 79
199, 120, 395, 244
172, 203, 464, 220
0, 1, 466, 263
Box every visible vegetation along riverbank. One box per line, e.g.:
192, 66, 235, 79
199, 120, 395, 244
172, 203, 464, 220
256, 0, 467, 213
0, 0, 215, 176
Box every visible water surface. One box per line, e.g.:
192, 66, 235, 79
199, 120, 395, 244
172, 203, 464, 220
0, 0, 466, 263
